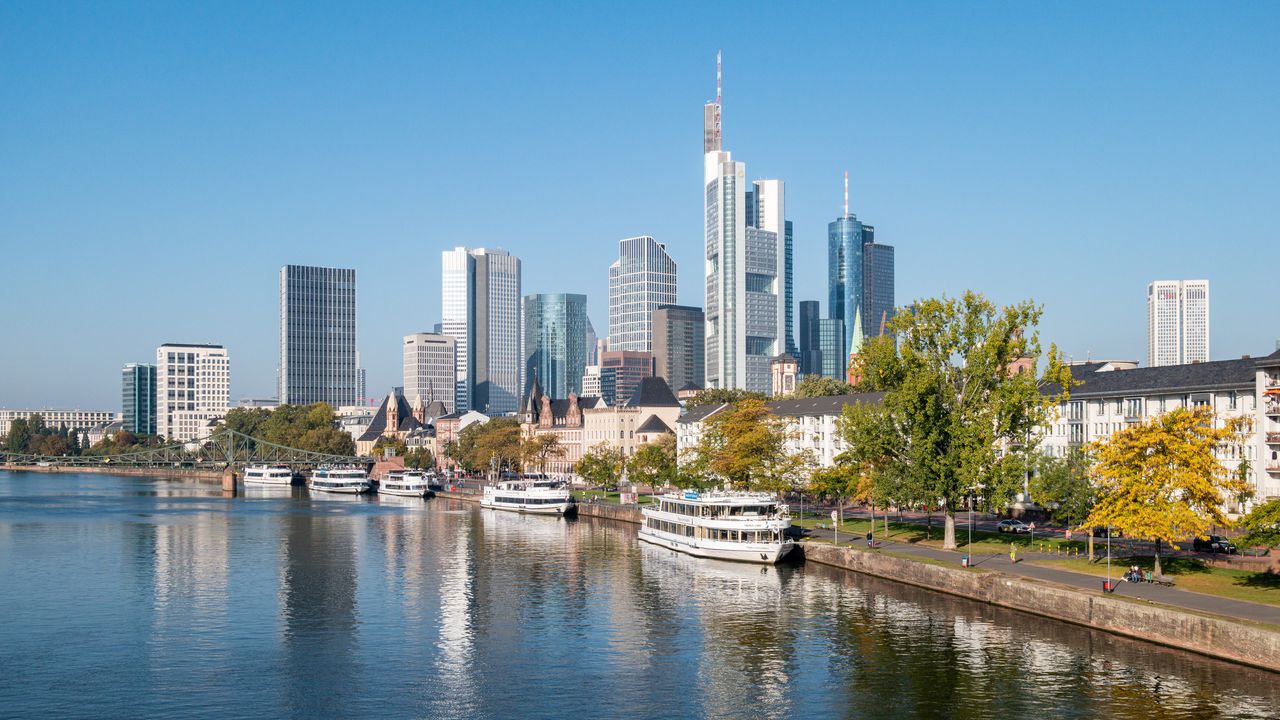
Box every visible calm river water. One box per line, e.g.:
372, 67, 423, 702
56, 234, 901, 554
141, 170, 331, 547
0, 471, 1276, 719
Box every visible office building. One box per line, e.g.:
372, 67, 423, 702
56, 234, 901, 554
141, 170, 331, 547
156, 343, 230, 442
523, 293, 589, 400
703, 54, 788, 393
600, 350, 653, 406
652, 304, 705, 394
581, 365, 601, 398
441, 247, 523, 415
829, 173, 895, 343
815, 318, 846, 380
862, 238, 895, 338
280, 265, 358, 407
121, 363, 157, 435
1148, 280, 1210, 367
403, 333, 457, 414
0, 409, 120, 439
798, 300, 821, 376
585, 318, 599, 366
608, 236, 677, 352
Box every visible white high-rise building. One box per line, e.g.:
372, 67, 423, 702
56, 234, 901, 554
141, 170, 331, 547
441, 247, 523, 415
156, 343, 230, 442
1148, 280, 1210, 367
702, 54, 787, 393
403, 333, 457, 414
608, 236, 677, 353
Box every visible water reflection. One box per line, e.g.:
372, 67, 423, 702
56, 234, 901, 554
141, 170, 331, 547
0, 470, 1277, 720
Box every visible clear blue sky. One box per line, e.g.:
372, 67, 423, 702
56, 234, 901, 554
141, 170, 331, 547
2, 2, 1277, 410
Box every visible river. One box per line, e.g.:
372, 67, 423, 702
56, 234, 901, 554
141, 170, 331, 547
0, 471, 1275, 719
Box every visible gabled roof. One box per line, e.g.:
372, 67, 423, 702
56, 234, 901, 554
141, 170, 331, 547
1055, 356, 1259, 398
635, 415, 673, 434
425, 400, 449, 418
767, 392, 884, 418
676, 403, 728, 425
625, 377, 680, 408
357, 392, 417, 441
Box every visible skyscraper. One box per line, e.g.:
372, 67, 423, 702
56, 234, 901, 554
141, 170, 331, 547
829, 173, 894, 345
798, 300, 821, 376
280, 265, 357, 407
585, 317, 599, 367
121, 363, 156, 435
156, 343, 230, 442
653, 304, 705, 393
600, 350, 654, 406
815, 319, 846, 380
862, 234, 895, 339
608, 236, 677, 352
703, 53, 788, 393
441, 247, 523, 415
1148, 280, 1210, 367
523, 293, 588, 400
403, 333, 457, 413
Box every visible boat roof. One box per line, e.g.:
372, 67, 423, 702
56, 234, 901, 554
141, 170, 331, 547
658, 491, 779, 505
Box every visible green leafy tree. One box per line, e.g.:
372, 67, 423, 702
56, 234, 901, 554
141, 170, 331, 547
520, 434, 566, 474
4, 418, 31, 453
1031, 448, 1095, 528
215, 407, 273, 448
1236, 498, 1280, 550
576, 443, 626, 490
404, 448, 434, 470
839, 292, 1073, 549
628, 434, 678, 489
684, 388, 768, 408
457, 418, 521, 472
686, 398, 813, 494
1079, 406, 1250, 576
372, 435, 408, 457
789, 375, 857, 399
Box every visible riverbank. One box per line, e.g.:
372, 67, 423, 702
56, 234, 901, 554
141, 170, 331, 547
800, 542, 1280, 672
1, 464, 223, 480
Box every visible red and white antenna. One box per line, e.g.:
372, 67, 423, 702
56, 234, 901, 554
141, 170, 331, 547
843, 170, 849, 218
715, 50, 723, 147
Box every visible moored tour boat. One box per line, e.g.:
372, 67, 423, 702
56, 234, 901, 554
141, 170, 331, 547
480, 475, 574, 515
308, 466, 371, 494
242, 464, 294, 486
638, 490, 794, 564
378, 470, 431, 498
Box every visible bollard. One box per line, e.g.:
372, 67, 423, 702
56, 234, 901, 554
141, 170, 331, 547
221, 469, 238, 496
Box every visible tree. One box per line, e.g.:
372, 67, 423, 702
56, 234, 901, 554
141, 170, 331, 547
404, 447, 434, 470
1031, 448, 1095, 528
838, 292, 1073, 549
372, 435, 407, 457
297, 426, 356, 456
685, 388, 768, 408
790, 375, 856, 399
686, 398, 813, 494
216, 407, 272, 448
576, 443, 625, 490
457, 418, 521, 472
520, 434, 566, 474
1079, 406, 1250, 576
628, 434, 678, 489
4, 418, 31, 453
1236, 498, 1280, 550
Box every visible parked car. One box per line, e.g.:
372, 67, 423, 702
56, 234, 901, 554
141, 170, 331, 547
997, 519, 1031, 534
1092, 526, 1123, 538
1193, 535, 1237, 554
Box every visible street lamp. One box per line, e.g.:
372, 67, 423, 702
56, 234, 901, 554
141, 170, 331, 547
1106, 524, 1112, 591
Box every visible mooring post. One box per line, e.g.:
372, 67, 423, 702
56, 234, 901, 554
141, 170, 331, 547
222, 467, 238, 496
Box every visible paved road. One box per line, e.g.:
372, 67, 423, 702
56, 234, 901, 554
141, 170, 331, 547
804, 524, 1280, 626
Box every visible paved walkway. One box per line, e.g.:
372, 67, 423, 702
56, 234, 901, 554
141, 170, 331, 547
804, 525, 1280, 626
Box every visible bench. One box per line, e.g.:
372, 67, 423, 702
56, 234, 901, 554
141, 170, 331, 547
1146, 571, 1176, 587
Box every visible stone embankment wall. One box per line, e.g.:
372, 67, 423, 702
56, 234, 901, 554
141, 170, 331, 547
801, 543, 1280, 673
575, 502, 643, 524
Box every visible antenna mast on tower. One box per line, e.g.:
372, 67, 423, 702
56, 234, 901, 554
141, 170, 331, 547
843, 170, 849, 219
715, 50, 722, 147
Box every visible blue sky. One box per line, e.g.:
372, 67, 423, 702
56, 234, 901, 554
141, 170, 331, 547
2, 2, 1277, 409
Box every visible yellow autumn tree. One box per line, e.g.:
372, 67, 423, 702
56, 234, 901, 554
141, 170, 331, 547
1079, 406, 1250, 575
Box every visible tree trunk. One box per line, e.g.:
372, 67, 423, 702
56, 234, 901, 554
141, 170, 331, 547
884, 512, 889, 540
1154, 539, 1162, 577
943, 510, 957, 550
1087, 533, 1094, 562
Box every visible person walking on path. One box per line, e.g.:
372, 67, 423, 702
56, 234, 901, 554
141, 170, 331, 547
1010, 542, 1017, 564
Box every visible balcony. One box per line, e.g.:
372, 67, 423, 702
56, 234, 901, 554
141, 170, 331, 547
1268, 465, 1280, 474
1268, 432, 1280, 444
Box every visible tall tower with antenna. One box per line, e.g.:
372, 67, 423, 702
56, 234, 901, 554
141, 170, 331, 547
703, 50, 722, 154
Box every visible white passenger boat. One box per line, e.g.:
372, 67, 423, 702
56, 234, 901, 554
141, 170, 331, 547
480, 475, 574, 515
308, 466, 371, 494
638, 490, 795, 564
242, 464, 294, 486
378, 470, 431, 498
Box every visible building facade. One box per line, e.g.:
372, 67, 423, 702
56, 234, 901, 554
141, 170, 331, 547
600, 350, 653, 407
441, 247, 523, 415
652, 304, 705, 395
403, 333, 457, 414
280, 265, 358, 407
798, 300, 821, 376
608, 237, 677, 353
862, 240, 895, 339
815, 317, 846, 381
523, 293, 588, 401
1041, 350, 1280, 508
0, 409, 120, 439
156, 343, 230, 442
121, 363, 157, 435
581, 365, 601, 398
582, 377, 682, 460
1148, 279, 1210, 367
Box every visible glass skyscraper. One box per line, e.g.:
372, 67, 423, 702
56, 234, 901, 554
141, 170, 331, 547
862, 237, 895, 339
798, 300, 821, 377
523, 293, 588, 400
828, 216, 868, 356
608, 236, 677, 353
441, 247, 523, 415
815, 318, 846, 381
280, 265, 357, 407
121, 363, 156, 435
